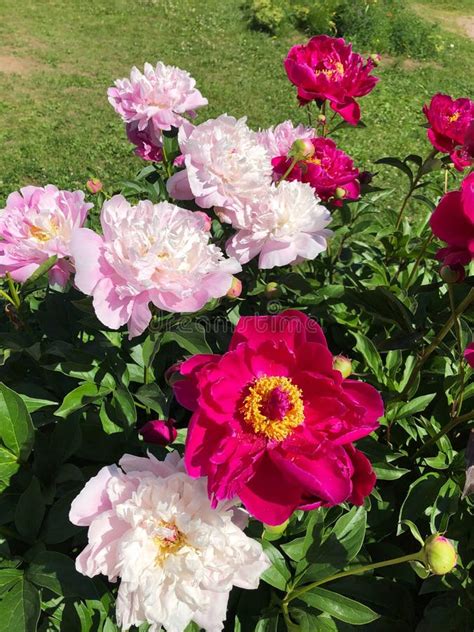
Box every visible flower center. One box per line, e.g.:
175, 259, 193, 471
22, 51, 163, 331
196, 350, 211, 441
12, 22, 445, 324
448, 111, 461, 123
316, 61, 345, 79
153, 521, 187, 565
240, 376, 304, 441
29, 217, 60, 242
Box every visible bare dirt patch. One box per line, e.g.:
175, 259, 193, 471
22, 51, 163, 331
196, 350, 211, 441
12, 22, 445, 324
412, 5, 474, 40
0, 55, 43, 75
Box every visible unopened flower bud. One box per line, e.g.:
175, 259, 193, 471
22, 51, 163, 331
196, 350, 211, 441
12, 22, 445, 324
318, 114, 327, 124
440, 264, 465, 284
369, 53, 382, 66
227, 277, 242, 299
289, 138, 315, 160
86, 178, 103, 194
263, 519, 289, 536
335, 187, 346, 200
140, 419, 177, 446
423, 534, 457, 575
333, 355, 352, 378
264, 282, 281, 299
195, 211, 212, 232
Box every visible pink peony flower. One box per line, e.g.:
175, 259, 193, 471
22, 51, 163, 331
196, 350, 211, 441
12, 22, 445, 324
225, 180, 332, 269
430, 173, 474, 267
423, 93, 474, 171
284, 35, 379, 125
255, 120, 314, 159
464, 343, 474, 369
173, 311, 383, 525
108, 62, 207, 134
126, 122, 163, 162
272, 137, 360, 205
0, 185, 92, 287
69, 451, 270, 632
71, 195, 241, 338
167, 115, 272, 210
140, 419, 177, 446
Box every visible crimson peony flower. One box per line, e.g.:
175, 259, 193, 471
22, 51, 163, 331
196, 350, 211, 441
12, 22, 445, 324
126, 121, 163, 163
430, 173, 474, 267
284, 35, 379, 125
272, 137, 360, 205
465, 343, 474, 369
423, 93, 474, 171
173, 311, 383, 525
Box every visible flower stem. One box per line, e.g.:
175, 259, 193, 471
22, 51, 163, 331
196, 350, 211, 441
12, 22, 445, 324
394, 149, 437, 232
285, 551, 424, 605
448, 285, 466, 417
400, 288, 474, 399
5, 273, 20, 309
413, 411, 474, 459
276, 157, 298, 185
405, 233, 434, 288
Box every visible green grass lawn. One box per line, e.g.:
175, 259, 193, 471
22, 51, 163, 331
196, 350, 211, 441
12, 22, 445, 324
0, 0, 472, 203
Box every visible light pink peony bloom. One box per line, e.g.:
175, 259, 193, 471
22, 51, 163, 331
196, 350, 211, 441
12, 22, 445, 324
225, 180, 332, 269
69, 451, 270, 632
71, 196, 241, 338
0, 185, 92, 287
108, 62, 207, 134
255, 120, 314, 159
167, 115, 272, 210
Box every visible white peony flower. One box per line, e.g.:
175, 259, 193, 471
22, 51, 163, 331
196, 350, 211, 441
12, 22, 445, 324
69, 451, 270, 632
225, 180, 332, 269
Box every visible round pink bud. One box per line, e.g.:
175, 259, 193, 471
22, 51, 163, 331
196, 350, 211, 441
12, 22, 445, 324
264, 281, 281, 299
440, 264, 465, 284
317, 114, 327, 124
369, 53, 382, 66
140, 419, 177, 446
333, 355, 352, 379
289, 138, 315, 160
227, 277, 242, 299
423, 534, 457, 575
86, 178, 103, 194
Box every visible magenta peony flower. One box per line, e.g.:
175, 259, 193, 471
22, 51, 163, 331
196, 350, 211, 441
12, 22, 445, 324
126, 121, 163, 162
423, 93, 474, 171
284, 35, 379, 125
108, 62, 207, 134
71, 195, 240, 338
0, 185, 92, 287
173, 311, 383, 525
167, 115, 272, 210
255, 120, 314, 159
69, 451, 269, 632
225, 180, 332, 269
464, 343, 474, 369
430, 173, 474, 267
140, 419, 177, 446
272, 137, 360, 205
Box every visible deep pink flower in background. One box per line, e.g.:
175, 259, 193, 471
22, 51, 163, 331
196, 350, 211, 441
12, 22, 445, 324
272, 137, 360, 204
464, 343, 474, 369
167, 115, 272, 210
126, 121, 163, 162
256, 120, 314, 159
173, 311, 383, 525
225, 180, 332, 268
140, 419, 177, 446
0, 185, 92, 286
71, 195, 240, 338
423, 93, 474, 171
284, 35, 379, 125
69, 451, 269, 632
108, 62, 207, 133
430, 173, 474, 267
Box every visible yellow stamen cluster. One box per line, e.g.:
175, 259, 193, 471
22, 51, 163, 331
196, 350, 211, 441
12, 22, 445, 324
240, 376, 304, 442
154, 521, 187, 565
448, 111, 461, 123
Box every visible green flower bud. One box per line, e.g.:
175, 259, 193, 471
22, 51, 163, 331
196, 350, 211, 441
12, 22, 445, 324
423, 534, 457, 575
333, 355, 352, 379
335, 187, 346, 200
264, 519, 289, 536
264, 282, 281, 299
226, 276, 242, 299
289, 138, 315, 161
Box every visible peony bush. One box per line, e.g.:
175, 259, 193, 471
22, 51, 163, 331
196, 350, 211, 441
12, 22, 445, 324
0, 34, 472, 632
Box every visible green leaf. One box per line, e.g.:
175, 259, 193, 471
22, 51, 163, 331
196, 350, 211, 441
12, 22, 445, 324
0, 447, 20, 489
162, 323, 212, 355
18, 394, 57, 413
15, 477, 45, 542
135, 384, 167, 416
372, 462, 410, 480
353, 333, 384, 383
375, 157, 413, 186
21, 255, 58, 293
298, 587, 379, 625
397, 394, 436, 418
0, 578, 40, 632
27, 551, 96, 598
0, 568, 22, 591
260, 540, 291, 591
398, 472, 445, 535
112, 387, 137, 428
0, 383, 35, 461
55, 383, 113, 418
